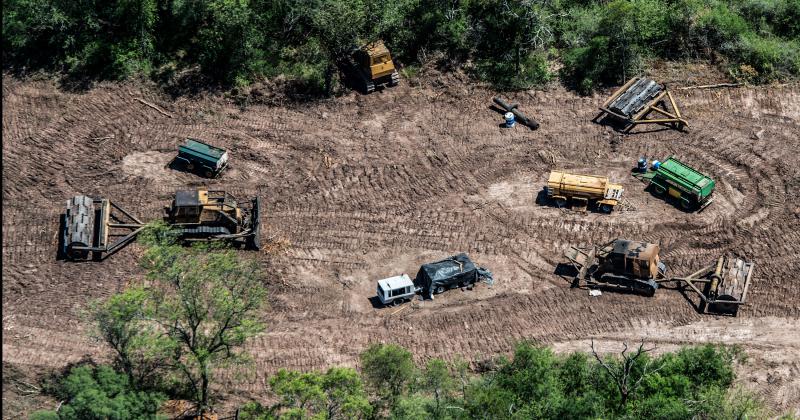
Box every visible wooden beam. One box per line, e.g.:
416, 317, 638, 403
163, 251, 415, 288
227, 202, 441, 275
632, 118, 683, 125
632, 90, 667, 121
666, 90, 682, 119
739, 262, 755, 303
647, 106, 680, 120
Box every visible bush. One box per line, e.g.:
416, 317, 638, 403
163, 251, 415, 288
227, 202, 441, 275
730, 33, 800, 81
31, 364, 166, 420
360, 344, 416, 412
474, 52, 551, 90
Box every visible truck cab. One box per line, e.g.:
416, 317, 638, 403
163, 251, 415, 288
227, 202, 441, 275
376, 274, 417, 306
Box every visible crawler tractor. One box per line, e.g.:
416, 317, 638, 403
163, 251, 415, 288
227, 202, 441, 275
61, 189, 260, 261
166, 190, 261, 250
564, 239, 755, 316
565, 239, 667, 296
341, 40, 400, 94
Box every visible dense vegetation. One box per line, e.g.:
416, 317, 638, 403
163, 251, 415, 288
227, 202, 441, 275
31, 343, 769, 419
4, 0, 799, 94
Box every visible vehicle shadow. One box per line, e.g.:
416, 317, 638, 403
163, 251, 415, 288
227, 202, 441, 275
535, 189, 611, 214
592, 112, 680, 134
367, 296, 385, 309
641, 184, 699, 213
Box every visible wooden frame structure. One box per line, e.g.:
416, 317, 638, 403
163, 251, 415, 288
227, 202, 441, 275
670, 256, 754, 316
596, 77, 688, 132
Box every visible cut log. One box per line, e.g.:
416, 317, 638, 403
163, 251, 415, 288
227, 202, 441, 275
493, 97, 539, 130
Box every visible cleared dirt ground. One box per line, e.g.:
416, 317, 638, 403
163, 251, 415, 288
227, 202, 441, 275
3, 73, 800, 416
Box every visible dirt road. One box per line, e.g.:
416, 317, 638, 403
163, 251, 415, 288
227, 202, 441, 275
3, 75, 799, 415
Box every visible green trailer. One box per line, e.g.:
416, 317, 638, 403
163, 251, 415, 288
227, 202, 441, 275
636, 157, 715, 211
175, 138, 228, 178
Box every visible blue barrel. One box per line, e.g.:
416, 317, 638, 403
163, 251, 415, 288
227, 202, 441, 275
652, 160, 661, 170
504, 112, 515, 128
637, 158, 648, 172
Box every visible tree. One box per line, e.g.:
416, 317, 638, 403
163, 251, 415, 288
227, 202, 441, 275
421, 359, 455, 418
141, 243, 267, 414
270, 369, 326, 418
91, 223, 267, 415
591, 340, 661, 409
268, 367, 372, 419
321, 367, 372, 419
90, 286, 175, 389
360, 343, 415, 413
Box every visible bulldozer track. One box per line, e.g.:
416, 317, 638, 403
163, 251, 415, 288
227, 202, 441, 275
3, 77, 800, 415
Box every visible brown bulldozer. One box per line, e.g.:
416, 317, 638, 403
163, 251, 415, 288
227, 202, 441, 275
563, 238, 755, 316
564, 239, 666, 296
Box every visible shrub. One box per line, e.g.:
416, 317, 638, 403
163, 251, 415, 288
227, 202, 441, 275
31, 364, 166, 420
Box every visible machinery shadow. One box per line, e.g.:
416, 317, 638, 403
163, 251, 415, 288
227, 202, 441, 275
55, 214, 67, 261
488, 104, 507, 116
165, 157, 223, 179
337, 66, 388, 95
535, 189, 611, 214
555, 263, 659, 297
642, 185, 698, 214
592, 113, 676, 135
367, 296, 385, 309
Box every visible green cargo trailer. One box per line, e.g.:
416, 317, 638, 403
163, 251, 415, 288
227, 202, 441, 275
637, 157, 715, 211
175, 138, 228, 178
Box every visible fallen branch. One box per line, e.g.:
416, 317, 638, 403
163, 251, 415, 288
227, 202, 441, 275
677, 83, 741, 90
391, 305, 409, 316
135, 98, 173, 118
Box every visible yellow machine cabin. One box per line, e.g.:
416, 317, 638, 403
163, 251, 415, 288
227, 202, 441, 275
547, 171, 624, 213
565, 239, 667, 296
359, 41, 396, 79
166, 189, 261, 249
346, 40, 400, 93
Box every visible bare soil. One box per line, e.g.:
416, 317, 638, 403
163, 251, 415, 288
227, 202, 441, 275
3, 73, 799, 417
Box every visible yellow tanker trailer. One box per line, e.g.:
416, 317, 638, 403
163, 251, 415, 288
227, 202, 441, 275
546, 171, 624, 213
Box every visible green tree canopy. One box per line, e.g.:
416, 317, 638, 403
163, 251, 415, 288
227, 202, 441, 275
29, 364, 166, 420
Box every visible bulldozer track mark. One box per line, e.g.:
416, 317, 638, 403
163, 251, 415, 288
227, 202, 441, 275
4, 80, 799, 414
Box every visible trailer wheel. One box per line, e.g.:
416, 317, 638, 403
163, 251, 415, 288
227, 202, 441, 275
204, 169, 214, 178
680, 199, 693, 210
434, 286, 445, 294
554, 197, 567, 208
654, 185, 666, 196
600, 203, 613, 213
186, 162, 195, 171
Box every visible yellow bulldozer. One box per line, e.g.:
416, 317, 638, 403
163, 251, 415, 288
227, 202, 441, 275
341, 40, 400, 93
